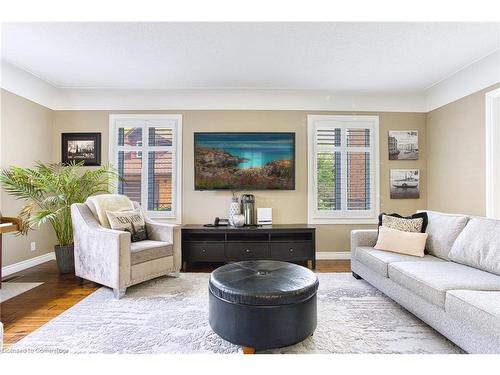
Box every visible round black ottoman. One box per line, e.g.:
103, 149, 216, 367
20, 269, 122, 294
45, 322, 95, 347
209, 260, 319, 352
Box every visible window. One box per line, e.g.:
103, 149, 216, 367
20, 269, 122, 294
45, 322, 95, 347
486, 87, 500, 218
109, 114, 182, 221
307, 115, 379, 224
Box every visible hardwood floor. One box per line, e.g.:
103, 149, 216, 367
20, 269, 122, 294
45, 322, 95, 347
0, 259, 351, 350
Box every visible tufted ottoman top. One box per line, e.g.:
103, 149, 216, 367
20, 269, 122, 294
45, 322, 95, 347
209, 260, 319, 306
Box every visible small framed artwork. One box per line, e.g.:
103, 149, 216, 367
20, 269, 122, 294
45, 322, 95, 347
388, 130, 418, 160
61, 133, 101, 166
390, 169, 420, 199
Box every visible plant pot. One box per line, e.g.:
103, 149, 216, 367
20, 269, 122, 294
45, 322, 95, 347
54, 244, 75, 274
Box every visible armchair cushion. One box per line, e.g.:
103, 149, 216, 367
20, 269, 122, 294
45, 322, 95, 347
130, 240, 173, 266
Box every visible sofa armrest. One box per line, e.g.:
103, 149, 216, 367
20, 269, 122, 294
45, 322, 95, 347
350, 229, 378, 253
71, 204, 131, 289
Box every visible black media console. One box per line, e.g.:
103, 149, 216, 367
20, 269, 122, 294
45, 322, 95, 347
181, 224, 316, 270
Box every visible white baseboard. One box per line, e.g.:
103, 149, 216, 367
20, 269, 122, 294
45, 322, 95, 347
2, 252, 55, 277
316, 251, 351, 260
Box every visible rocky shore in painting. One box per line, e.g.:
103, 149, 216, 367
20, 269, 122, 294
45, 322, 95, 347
195, 147, 294, 190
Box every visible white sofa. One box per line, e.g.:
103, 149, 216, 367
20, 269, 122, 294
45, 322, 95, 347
351, 210, 500, 354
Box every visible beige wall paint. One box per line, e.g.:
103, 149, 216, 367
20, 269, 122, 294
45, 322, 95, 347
5, 83, 499, 265
427, 83, 500, 216
54, 109, 426, 252
1, 89, 57, 266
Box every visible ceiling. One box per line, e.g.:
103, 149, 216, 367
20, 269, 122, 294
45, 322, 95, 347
1, 22, 499, 91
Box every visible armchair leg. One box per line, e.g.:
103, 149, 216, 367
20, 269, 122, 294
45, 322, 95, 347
113, 288, 127, 299
170, 271, 180, 278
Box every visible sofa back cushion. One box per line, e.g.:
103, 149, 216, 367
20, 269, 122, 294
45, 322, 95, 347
418, 210, 469, 260
449, 217, 500, 275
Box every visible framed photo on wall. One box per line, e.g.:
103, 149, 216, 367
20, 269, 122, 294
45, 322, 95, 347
390, 169, 420, 199
388, 130, 418, 160
61, 133, 101, 166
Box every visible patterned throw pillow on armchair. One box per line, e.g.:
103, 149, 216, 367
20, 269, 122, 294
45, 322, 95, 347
106, 209, 148, 242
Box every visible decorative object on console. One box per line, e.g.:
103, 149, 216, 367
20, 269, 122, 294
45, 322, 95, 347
106, 209, 148, 242
61, 133, 101, 166
241, 194, 256, 225
390, 169, 420, 199
257, 208, 273, 225
0, 162, 117, 274
374, 226, 427, 257
232, 214, 245, 228
388, 130, 418, 160
378, 212, 428, 233
228, 192, 241, 226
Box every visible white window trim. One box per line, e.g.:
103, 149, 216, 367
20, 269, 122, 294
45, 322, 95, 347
485, 87, 500, 218
109, 114, 182, 223
307, 115, 380, 224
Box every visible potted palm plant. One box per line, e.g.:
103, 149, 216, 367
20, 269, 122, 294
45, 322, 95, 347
0, 161, 118, 273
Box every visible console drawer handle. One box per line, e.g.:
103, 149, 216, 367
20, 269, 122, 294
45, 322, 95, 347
289, 248, 294, 252
201, 249, 206, 253
245, 249, 251, 253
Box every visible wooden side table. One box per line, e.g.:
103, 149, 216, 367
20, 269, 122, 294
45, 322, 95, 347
0, 216, 20, 289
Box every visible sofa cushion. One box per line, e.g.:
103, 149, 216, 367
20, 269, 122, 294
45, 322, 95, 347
355, 246, 443, 277
388, 261, 500, 308
130, 240, 173, 266
418, 210, 469, 260
445, 290, 500, 334
448, 217, 500, 276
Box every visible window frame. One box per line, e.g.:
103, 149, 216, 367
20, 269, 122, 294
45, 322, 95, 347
109, 114, 182, 223
486, 87, 500, 218
307, 115, 380, 224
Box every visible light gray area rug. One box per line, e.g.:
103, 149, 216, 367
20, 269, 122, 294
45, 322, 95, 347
8, 273, 462, 354
0, 282, 43, 303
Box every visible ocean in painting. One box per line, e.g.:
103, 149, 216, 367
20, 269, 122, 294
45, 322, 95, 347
194, 133, 295, 190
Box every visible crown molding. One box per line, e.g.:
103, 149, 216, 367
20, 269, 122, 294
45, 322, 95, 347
1, 60, 61, 109
56, 88, 425, 112
425, 50, 500, 112
3, 52, 499, 113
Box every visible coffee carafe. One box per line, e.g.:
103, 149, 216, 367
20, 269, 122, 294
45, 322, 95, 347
241, 194, 256, 225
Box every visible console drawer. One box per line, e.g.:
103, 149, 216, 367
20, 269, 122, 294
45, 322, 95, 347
226, 242, 269, 261
270, 242, 311, 261
184, 242, 225, 261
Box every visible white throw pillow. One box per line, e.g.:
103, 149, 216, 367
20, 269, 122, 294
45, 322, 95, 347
106, 209, 148, 242
374, 226, 428, 257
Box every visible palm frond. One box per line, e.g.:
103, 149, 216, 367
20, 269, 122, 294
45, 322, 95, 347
0, 161, 119, 245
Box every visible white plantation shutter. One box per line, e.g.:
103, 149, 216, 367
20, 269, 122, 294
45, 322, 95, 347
308, 115, 379, 224
109, 115, 182, 221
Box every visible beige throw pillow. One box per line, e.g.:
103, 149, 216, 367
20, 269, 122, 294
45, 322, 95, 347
374, 226, 428, 257
106, 209, 148, 242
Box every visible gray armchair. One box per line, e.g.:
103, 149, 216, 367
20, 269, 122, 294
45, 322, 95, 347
70, 200, 181, 299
